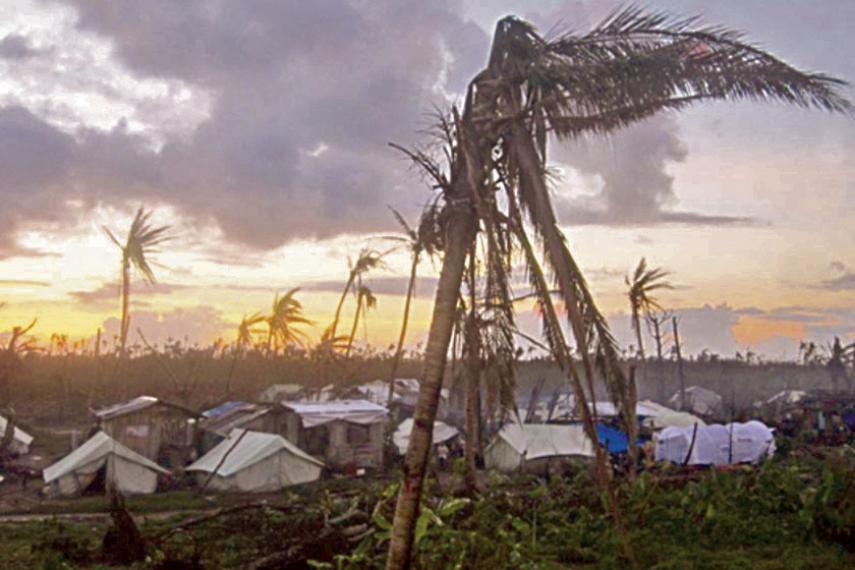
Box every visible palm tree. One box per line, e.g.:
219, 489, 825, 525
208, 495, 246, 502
345, 283, 377, 358
265, 288, 311, 355
103, 207, 171, 361
384, 205, 442, 406
330, 248, 386, 339
224, 312, 266, 397
626, 258, 672, 399
386, 8, 851, 568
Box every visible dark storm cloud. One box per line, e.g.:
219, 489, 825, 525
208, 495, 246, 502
0, 0, 489, 258
0, 34, 40, 60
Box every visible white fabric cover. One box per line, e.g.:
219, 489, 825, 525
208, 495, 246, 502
0, 414, 34, 455
668, 386, 723, 416
486, 423, 594, 472
187, 429, 323, 492
284, 400, 388, 428
43, 431, 168, 496
654, 421, 775, 466
766, 390, 807, 405
637, 400, 707, 429
392, 418, 458, 455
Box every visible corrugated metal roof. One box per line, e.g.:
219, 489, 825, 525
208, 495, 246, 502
93, 396, 159, 420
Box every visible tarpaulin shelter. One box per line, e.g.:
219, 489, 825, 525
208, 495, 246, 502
636, 400, 707, 430
669, 386, 723, 417
392, 418, 458, 455
281, 400, 388, 470
485, 423, 594, 474
43, 431, 169, 497
187, 429, 323, 492
596, 423, 631, 453
654, 421, 775, 466
0, 414, 34, 455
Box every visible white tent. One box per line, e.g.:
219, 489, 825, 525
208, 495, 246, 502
187, 429, 324, 492
43, 431, 169, 496
0, 415, 34, 455
636, 400, 706, 430
392, 418, 458, 455
654, 421, 775, 466
485, 423, 594, 472
668, 386, 723, 416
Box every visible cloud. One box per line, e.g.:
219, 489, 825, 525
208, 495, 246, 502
0, 0, 490, 258
303, 275, 439, 298
0, 33, 40, 60
69, 281, 188, 309
552, 116, 750, 227
0, 279, 50, 287
817, 262, 855, 291
101, 305, 230, 346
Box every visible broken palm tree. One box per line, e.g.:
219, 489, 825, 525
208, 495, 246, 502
385, 7, 852, 569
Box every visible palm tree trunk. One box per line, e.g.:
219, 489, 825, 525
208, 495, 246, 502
385, 202, 475, 570
463, 311, 482, 493
119, 256, 130, 361
387, 253, 419, 406
331, 275, 354, 339
345, 294, 362, 358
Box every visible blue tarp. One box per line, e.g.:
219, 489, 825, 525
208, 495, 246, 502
202, 401, 247, 419
597, 423, 630, 453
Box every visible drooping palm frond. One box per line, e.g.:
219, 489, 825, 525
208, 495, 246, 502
267, 288, 312, 351
104, 207, 172, 285
627, 257, 672, 317
237, 312, 266, 347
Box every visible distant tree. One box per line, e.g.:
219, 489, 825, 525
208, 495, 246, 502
345, 283, 377, 358
330, 248, 386, 340
103, 207, 171, 361
266, 288, 311, 355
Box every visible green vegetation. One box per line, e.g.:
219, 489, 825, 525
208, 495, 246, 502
2, 452, 851, 569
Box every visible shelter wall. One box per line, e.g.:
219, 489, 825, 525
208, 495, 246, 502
100, 405, 193, 463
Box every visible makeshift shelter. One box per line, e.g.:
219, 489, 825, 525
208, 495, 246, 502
353, 379, 449, 420
636, 400, 706, 430
392, 418, 458, 455
258, 384, 304, 404
187, 429, 323, 492
485, 423, 594, 474
0, 414, 34, 455
43, 431, 169, 497
281, 400, 388, 470
654, 421, 775, 466
199, 402, 283, 452
93, 396, 197, 466
669, 386, 723, 417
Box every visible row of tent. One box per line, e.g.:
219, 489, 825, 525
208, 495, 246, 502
43, 428, 326, 496
485, 419, 776, 473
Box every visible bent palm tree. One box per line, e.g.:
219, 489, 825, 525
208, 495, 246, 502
103, 208, 171, 361
345, 283, 377, 358
384, 205, 442, 406
386, 8, 851, 569
626, 257, 672, 393
330, 248, 386, 340
266, 288, 311, 355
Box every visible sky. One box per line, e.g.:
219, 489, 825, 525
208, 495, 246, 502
0, 0, 852, 360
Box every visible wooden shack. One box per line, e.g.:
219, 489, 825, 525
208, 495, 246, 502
281, 400, 387, 471
92, 396, 197, 467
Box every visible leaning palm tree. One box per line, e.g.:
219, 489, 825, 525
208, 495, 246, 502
345, 283, 377, 358
386, 8, 851, 569
626, 257, 672, 372
223, 312, 266, 396
384, 205, 442, 405
103, 207, 171, 361
329, 248, 386, 339
266, 288, 311, 355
